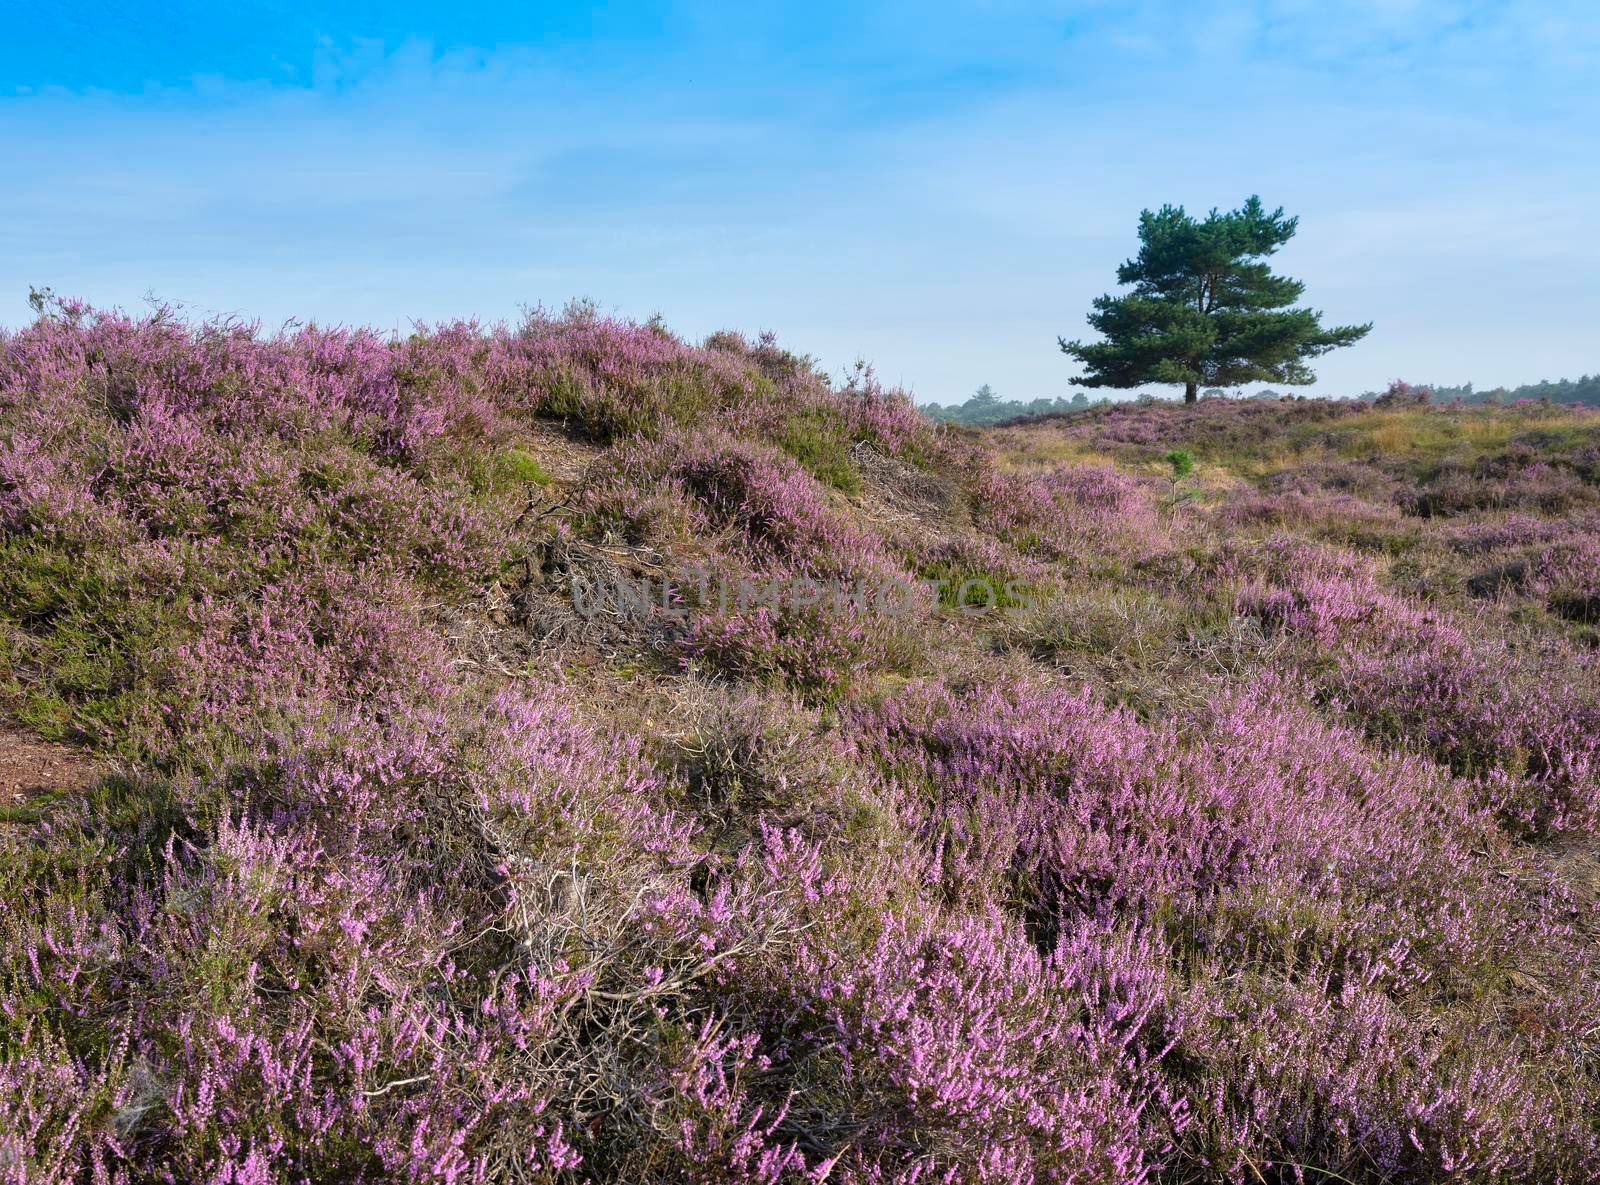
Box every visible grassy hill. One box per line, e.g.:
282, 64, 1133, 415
3, 298, 1600, 1182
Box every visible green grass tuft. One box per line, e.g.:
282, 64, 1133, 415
775, 408, 862, 494
501, 446, 555, 487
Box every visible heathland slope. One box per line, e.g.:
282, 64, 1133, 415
3, 301, 1600, 1182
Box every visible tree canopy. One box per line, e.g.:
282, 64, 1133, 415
1060, 196, 1371, 402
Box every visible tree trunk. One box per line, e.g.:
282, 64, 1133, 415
1184, 381, 1198, 404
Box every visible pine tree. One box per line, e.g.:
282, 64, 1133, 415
1060, 197, 1370, 403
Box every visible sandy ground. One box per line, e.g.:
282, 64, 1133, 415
0, 727, 96, 813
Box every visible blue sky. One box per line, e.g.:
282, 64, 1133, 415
4, 1, 1597, 404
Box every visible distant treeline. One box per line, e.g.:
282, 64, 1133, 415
926, 372, 1600, 424
922, 385, 1107, 425
923, 383, 1284, 425
1359, 374, 1600, 407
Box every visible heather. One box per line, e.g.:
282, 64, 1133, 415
3, 301, 1600, 1183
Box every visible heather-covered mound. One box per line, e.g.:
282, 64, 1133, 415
3, 299, 1600, 1183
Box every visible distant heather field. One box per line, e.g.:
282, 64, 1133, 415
3, 300, 1599, 1183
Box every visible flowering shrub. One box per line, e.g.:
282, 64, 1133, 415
585, 430, 908, 590
771, 910, 1170, 1183
1214, 489, 1403, 537
1444, 512, 1575, 554
512, 306, 763, 442
1232, 539, 1600, 831
681, 578, 922, 702
974, 465, 1165, 562
848, 674, 1600, 1177
1404, 459, 1595, 518
4, 301, 1600, 1183
1526, 534, 1600, 622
